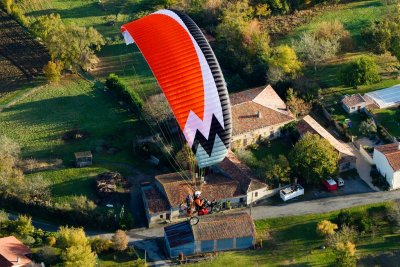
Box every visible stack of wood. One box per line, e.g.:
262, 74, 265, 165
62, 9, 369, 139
96, 172, 124, 197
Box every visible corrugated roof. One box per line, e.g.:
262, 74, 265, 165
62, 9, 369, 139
164, 221, 194, 248
375, 143, 400, 172
0, 236, 31, 267
192, 212, 256, 241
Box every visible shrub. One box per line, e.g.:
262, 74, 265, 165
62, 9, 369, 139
341, 56, 380, 87
317, 220, 338, 236
90, 237, 112, 254
370, 168, 390, 191
105, 74, 143, 114
43, 61, 63, 82
46, 236, 57, 246
112, 230, 128, 251
385, 201, 400, 226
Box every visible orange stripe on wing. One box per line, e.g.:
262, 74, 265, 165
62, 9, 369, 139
122, 14, 204, 130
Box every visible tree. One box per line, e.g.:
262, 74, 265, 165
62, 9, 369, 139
361, 19, 393, 54
268, 45, 302, 82
19, 174, 51, 205
286, 88, 311, 118
14, 215, 34, 238
112, 230, 128, 251
341, 56, 380, 87
90, 237, 112, 254
265, 155, 291, 184
142, 93, 173, 126
43, 60, 63, 82
295, 32, 340, 71
0, 136, 23, 197
315, 20, 353, 52
359, 120, 377, 137
0, 135, 20, 160
317, 220, 338, 237
31, 14, 104, 71
63, 243, 96, 267
335, 241, 357, 267
1, 0, 13, 14
58, 226, 96, 267
289, 133, 339, 184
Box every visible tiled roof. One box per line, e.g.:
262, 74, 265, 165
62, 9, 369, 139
143, 186, 169, 214
342, 94, 366, 108
192, 212, 256, 241
218, 150, 267, 192
0, 236, 31, 267
164, 221, 194, 248
297, 115, 356, 158
230, 85, 294, 136
375, 143, 400, 172
232, 102, 294, 136
155, 172, 244, 207
230, 86, 265, 105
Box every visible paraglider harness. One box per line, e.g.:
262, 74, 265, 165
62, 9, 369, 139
185, 193, 220, 216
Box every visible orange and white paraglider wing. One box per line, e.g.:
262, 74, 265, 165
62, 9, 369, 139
121, 10, 231, 168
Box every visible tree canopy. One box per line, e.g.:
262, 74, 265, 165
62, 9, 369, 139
289, 133, 339, 184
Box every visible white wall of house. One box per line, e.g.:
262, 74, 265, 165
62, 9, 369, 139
246, 187, 279, 205
373, 149, 399, 190
342, 102, 366, 114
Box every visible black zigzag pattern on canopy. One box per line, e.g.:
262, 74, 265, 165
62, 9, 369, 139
191, 114, 229, 156
172, 10, 232, 151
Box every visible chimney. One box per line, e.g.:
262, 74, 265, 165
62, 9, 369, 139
256, 111, 262, 118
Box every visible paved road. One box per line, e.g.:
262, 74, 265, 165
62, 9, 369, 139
249, 190, 400, 220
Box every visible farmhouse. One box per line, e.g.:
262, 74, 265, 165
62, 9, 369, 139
230, 85, 295, 150
141, 151, 274, 226
164, 212, 256, 258
373, 142, 400, 190
0, 236, 32, 267
341, 94, 366, 114
297, 115, 356, 172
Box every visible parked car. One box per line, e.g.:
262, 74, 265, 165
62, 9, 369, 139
335, 177, 345, 187
323, 178, 338, 191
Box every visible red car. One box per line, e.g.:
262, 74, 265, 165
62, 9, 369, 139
323, 178, 338, 191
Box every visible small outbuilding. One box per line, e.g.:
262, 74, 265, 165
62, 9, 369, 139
164, 212, 256, 258
74, 151, 93, 167
341, 94, 366, 114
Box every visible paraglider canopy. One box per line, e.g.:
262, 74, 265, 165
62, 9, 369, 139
121, 9, 232, 168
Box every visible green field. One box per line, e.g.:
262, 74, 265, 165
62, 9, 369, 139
16, 0, 159, 97
281, 0, 395, 47
373, 108, 400, 137
0, 76, 148, 165
193, 203, 400, 267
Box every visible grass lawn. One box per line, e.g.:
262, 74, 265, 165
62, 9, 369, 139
328, 103, 364, 136
193, 202, 400, 267
26, 166, 111, 204
0, 75, 148, 166
372, 108, 400, 137
250, 138, 293, 160
280, 0, 396, 47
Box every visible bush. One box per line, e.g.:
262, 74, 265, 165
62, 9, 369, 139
43, 61, 63, 82
335, 209, 374, 233
370, 168, 390, 191
46, 236, 57, 246
90, 237, 112, 254
385, 201, 400, 226
341, 56, 380, 87
377, 124, 393, 144
105, 74, 143, 114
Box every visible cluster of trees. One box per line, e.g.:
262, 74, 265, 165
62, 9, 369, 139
30, 14, 105, 80
239, 132, 339, 186
0, 135, 51, 205
0, 212, 141, 267
341, 56, 380, 87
